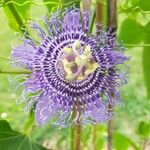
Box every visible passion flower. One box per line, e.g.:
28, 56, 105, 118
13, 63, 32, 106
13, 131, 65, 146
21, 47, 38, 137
11, 8, 128, 127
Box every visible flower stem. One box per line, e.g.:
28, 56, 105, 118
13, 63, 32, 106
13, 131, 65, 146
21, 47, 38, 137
74, 99, 82, 150
107, 1, 117, 150
74, 124, 81, 150
71, 99, 82, 150
71, 2, 92, 150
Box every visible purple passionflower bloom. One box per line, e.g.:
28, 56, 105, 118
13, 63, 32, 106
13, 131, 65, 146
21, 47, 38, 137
11, 8, 128, 127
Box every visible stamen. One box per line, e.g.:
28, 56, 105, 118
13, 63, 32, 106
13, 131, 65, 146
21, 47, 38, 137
63, 47, 72, 53
72, 40, 81, 50
62, 41, 99, 81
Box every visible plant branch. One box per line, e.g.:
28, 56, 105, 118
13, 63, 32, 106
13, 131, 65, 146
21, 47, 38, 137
107, 0, 117, 150
96, 0, 103, 32
74, 125, 81, 150
107, 0, 117, 31
72, 99, 82, 150
92, 1, 103, 150
82, 0, 91, 12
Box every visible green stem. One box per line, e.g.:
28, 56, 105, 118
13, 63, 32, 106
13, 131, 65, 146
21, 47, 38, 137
71, 127, 74, 150
0, 69, 31, 74
0, 56, 9, 61
4, 0, 28, 34
92, 125, 97, 150
124, 44, 150, 47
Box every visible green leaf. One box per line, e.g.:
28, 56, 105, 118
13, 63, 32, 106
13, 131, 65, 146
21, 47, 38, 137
139, 0, 150, 11
14, 0, 32, 20
114, 132, 139, 150
95, 125, 106, 150
43, 0, 80, 13
143, 22, 150, 99
130, 0, 150, 11
43, 0, 59, 13
3, 6, 20, 31
3, 0, 31, 32
96, 135, 105, 150
0, 120, 12, 132
61, 0, 80, 7
118, 18, 144, 44
126, 0, 150, 11
138, 121, 150, 137
0, 120, 47, 150
31, 125, 57, 141
131, 0, 140, 6
56, 136, 66, 149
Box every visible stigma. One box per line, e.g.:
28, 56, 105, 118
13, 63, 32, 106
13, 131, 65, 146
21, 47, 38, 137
62, 40, 99, 81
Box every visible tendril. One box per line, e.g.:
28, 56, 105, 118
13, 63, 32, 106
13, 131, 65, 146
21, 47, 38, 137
0, 0, 80, 7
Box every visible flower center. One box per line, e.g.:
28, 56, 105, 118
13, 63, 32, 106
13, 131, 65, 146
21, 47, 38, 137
61, 40, 99, 81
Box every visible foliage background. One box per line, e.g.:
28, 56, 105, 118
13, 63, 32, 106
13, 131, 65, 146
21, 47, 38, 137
0, 0, 150, 149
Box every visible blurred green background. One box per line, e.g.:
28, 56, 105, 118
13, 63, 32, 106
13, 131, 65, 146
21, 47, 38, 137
0, 0, 150, 150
